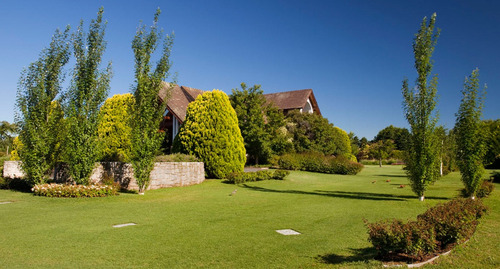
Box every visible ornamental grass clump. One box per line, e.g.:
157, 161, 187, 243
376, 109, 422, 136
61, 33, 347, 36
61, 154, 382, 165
32, 183, 119, 198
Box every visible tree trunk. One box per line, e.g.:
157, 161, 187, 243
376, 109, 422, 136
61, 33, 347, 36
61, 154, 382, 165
419, 195, 425, 201
440, 157, 443, 176
379, 158, 382, 167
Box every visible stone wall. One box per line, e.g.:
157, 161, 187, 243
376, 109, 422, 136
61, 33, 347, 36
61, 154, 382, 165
3, 161, 205, 191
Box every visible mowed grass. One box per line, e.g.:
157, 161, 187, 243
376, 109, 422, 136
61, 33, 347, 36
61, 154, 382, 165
0, 166, 499, 268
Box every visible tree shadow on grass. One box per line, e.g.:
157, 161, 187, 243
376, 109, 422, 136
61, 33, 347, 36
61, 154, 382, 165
375, 174, 407, 178
241, 185, 449, 201
316, 247, 377, 264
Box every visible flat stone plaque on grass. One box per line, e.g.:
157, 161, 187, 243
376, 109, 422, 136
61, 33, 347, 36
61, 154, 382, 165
0, 201, 13, 205
276, 229, 301, 235
113, 223, 136, 228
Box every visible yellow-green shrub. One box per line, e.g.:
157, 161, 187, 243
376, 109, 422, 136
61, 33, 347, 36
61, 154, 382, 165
173, 90, 246, 178
98, 94, 134, 162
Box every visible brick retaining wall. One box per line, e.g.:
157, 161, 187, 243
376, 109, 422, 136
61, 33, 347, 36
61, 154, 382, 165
3, 161, 205, 191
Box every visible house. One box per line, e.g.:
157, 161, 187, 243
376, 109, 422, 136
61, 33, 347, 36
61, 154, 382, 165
158, 82, 321, 143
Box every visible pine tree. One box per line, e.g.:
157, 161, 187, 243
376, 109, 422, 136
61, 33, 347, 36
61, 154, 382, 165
455, 69, 487, 199
402, 13, 441, 201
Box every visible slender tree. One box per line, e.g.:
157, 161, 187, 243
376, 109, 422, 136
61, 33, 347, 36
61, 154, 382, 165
130, 8, 174, 194
0, 121, 17, 156
15, 28, 70, 184
455, 69, 487, 199
402, 13, 441, 201
64, 7, 112, 184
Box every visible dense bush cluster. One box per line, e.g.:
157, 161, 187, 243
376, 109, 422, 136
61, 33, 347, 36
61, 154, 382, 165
154, 154, 199, 162
225, 169, 289, 184
276, 152, 363, 175
365, 198, 488, 262
173, 90, 246, 178
32, 183, 119, 198
461, 180, 495, 198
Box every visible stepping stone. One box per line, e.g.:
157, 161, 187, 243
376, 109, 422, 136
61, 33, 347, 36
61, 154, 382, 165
0, 201, 13, 205
113, 223, 136, 228
276, 229, 301, 235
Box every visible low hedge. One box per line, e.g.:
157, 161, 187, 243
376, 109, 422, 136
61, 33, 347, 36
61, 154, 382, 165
225, 169, 289, 184
276, 152, 363, 175
154, 154, 199, 162
365, 198, 488, 262
32, 183, 119, 198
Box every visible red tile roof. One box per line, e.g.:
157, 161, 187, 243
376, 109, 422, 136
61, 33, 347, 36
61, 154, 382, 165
158, 82, 205, 122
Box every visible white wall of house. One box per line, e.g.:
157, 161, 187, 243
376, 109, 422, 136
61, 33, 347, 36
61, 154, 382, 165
300, 98, 314, 114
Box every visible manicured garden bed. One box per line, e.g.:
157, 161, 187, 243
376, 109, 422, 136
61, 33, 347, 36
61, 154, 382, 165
0, 165, 498, 268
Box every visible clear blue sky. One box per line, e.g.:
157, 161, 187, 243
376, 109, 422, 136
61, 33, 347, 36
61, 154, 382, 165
1, 0, 498, 140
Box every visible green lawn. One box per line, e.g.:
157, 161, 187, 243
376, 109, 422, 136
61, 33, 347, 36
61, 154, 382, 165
0, 166, 498, 268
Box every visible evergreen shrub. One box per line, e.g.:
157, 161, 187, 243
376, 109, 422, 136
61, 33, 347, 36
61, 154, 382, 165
173, 90, 246, 178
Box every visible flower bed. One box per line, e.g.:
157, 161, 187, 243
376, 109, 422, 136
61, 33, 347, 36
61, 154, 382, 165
32, 183, 119, 198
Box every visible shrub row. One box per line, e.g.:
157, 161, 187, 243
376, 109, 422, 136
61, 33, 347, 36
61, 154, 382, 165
154, 154, 199, 162
32, 183, 119, 198
225, 169, 289, 184
365, 198, 488, 262
276, 152, 363, 175
461, 180, 495, 198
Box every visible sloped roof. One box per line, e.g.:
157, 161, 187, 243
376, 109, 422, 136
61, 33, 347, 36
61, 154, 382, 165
158, 82, 204, 122
264, 89, 321, 115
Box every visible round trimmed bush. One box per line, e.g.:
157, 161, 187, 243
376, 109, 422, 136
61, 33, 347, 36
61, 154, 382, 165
173, 90, 246, 178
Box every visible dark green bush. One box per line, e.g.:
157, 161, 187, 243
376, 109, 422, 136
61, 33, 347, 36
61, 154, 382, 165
277, 152, 363, 175
225, 169, 290, 184
461, 180, 495, 198
365, 198, 488, 262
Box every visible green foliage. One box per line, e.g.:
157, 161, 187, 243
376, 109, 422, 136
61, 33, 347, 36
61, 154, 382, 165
154, 154, 198, 162
98, 93, 134, 162
0, 121, 17, 157
173, 90, 246, 178
285, 111, 350, 157
15, 27, 70, 185
224, 169, 289, 184
9, 136, 22, 161
455, 69, 487, 198
64, 8, 112, 185
230, 83, 271, 164
266, 105, 293, 156
276, 152, 363, 175
402, 13, 441, 199
374, 125, 410, 151
130, 9, 174, 193
462, 180, 495, 198
366, 198, 488, 262
369, 140, 395, 167
31, 183, 119, 198
483, 119, 500, 168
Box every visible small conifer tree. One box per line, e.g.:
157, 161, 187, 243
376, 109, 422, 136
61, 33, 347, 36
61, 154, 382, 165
173, 90, 246, 178
98, 93, 134, 162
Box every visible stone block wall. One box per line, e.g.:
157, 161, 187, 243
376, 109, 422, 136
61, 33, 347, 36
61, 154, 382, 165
3, 161, 205, 191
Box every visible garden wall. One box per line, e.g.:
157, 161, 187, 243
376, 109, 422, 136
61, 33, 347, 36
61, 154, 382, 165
3, 161, 205, 191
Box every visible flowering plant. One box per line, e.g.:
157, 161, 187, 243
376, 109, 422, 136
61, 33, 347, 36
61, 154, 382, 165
32, 183, 119, 198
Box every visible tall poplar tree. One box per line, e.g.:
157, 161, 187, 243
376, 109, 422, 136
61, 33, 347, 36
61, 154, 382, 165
130, 8, 174, 194
15, 28, 70, 185
402, 13, 441, 201
64, 7, 112, 184
455, 69, 487, 199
